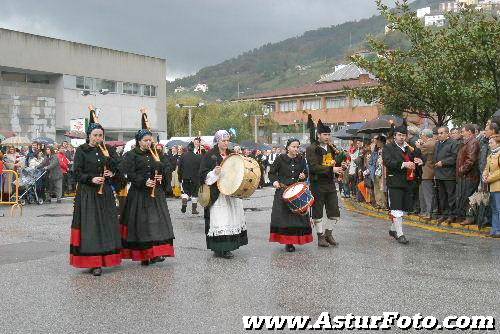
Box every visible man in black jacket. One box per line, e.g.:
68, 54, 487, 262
306, 119, 344, 247
433, 127, 459, 224
178, 141, 202, 214
383, 124, 423, 244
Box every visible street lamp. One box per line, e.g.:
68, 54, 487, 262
175, 102, 205, 139
244, 110, 269, 143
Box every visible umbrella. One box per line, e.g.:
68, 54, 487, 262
64, 130, 86, 139
259, 143, 272, 151
166, 140, 188, 148
345, 122, 366, 135
106, 140, 126, 147
239, 140, 259, 150
2, 136, 31, 146
33, 136, 55, 145
332, 125, 365, 140
357, 114, 404, 134
332, 129, 357, 140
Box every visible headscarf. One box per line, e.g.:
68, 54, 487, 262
86, 123, 103, 137
213, 130, 230, 144
135, 129, 152, 142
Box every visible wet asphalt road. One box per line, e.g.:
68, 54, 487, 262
0, 187, 499, 333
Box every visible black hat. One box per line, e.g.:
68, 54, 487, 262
141, 112, 149, 130
86, 108, 103, 136
316, 119, 331, 134
89, 108, 99, 124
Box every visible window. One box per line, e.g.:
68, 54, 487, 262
352, 98, 373, 107
123, 82, 140, 95
143, 85, 157, 97
326, 97, 347, 109
95, 79, 117, 93
27, 74, 50, 84
302, 99, 321, 110
76, 76, 93, 90
279, 100, 297, 112
263, 103, 275, 113
1, 71, 26, 82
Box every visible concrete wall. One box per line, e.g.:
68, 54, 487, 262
0, 28, 167, 135
0, 80, 56, 139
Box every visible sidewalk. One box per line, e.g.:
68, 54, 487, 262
342, 199, 494, 238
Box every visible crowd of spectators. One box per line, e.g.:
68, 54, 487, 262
341, 120, 500, 237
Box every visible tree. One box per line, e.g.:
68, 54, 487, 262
167, 98, 276, 142
349, 0, 500, 126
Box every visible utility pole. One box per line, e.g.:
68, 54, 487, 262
175, 102, 205, 139
254, 116, 258, 143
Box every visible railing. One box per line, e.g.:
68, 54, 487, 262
0, 170, 22, 216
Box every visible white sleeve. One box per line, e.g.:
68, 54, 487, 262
205, 170, 219, 185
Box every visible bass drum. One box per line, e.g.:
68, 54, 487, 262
218, 154, 261, 198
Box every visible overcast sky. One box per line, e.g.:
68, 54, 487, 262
1, 0, 391, 80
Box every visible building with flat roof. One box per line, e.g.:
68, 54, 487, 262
0, 28, 167, 142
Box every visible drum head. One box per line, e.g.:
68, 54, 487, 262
283, 183, 304, 199
218, 155, 245, 195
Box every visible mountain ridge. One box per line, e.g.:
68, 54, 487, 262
168, 0, 442, 101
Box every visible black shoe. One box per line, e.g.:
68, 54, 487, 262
221, 251, 234, 259
141, 260, 150, 266
397, 235, 409, 244
151, 256, 165, 263
91, 267, 102, 276
389, 230, 397, 239
285, 244, 296, 252
181, 204, 187, 213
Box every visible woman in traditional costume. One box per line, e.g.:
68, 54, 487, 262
120, 110, 175, 265
70, 108, 122, 276
199, 130, 248, 259
269, 138, 313, 252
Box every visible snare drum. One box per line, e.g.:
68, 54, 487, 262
282, 182, 314, 215
218, 154, 261, 198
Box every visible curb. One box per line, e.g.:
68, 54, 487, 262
342, 199, 495, 239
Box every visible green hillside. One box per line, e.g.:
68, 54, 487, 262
167, 0, 441, 101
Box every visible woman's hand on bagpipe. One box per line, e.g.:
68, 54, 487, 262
146, 179, 156, 187
92, 177, 105, 185
103, 170, 114, 178
299, 172, 306, 180
154, 173, 163, 183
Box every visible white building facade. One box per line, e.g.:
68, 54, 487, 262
0, 28, 167, 142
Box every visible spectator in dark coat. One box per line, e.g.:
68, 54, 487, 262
434, 127, 459, 224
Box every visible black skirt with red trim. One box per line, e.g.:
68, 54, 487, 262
120, 185, 175, 261
70, 183, 122, 268
269, 189, 313, 245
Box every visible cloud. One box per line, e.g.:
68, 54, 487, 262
0, 0, 384, 79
